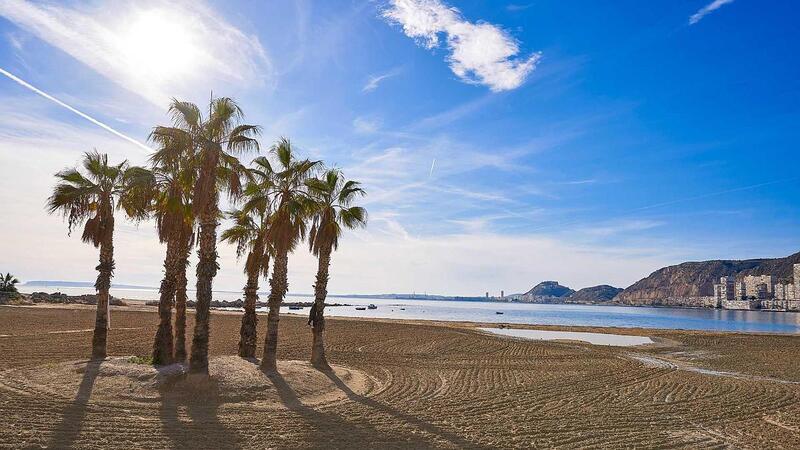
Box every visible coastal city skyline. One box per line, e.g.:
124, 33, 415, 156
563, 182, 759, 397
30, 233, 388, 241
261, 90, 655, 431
1, 0, 799, 296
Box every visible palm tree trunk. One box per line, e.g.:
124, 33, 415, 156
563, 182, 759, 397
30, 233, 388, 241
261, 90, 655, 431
92, 216, 114, 360
310, 247, 332, 370
261, 249, 287, 372
239, 248, 262, 358
173, 234, 190, 362
152, 236, 178, 365
189, 209, 218, 374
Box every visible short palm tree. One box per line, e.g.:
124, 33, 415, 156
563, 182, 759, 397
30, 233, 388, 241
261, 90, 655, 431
220, 181, 272, 358
305, 170, 367, 369
257, 138, 321, 372
155, 98, 259, 374
148, 127, 196, 365
47, 151, 151, 359
0, 273, 19, 292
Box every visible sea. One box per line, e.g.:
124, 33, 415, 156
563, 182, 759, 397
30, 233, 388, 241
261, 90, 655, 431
17, 286, 800, 334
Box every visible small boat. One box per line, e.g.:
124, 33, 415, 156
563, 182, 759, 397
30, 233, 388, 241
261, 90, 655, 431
355, 306, 367, 311
288, 306, 303, 310
367, 304, 377, 310
400, 308, 405, 311
496, 311, 504, 315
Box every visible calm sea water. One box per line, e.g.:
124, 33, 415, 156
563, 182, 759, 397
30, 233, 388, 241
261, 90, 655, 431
18, 286, 800, 334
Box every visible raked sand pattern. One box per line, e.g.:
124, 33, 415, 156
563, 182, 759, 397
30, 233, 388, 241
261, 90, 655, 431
1, 305, 800, 448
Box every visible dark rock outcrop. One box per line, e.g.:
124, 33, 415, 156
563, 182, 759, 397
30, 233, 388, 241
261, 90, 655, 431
567, 285, 623, 303
27, 291, 127, 306
144, 299, 348, 309
616, 251, 800, 306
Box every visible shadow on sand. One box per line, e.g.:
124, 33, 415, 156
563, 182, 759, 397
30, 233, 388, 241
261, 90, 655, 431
321, 369, 475, 448
158, 373, 241, 450
47, 360, 101, 448
265, 364, 474, 448
267, 368, 421, 447
45, 358, 472, 448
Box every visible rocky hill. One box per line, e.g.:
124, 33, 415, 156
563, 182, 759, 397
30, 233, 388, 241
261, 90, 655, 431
523, 281, 574, 298
567, 285, 623, 303
615, 251, 800, 306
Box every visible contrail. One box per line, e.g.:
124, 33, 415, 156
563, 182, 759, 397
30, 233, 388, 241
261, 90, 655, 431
429, 158, 436, 178
627, 177, 798, 213
0, 68, 151, 153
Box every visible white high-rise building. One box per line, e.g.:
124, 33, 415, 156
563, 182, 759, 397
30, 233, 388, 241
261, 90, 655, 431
794, 263, 800, 290
743, 275, 775, 299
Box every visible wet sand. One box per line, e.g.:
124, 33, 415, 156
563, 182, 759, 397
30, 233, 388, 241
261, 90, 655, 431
1, 304, 799, 448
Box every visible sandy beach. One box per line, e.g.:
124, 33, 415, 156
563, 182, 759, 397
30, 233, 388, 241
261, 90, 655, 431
1, 304, 799, 449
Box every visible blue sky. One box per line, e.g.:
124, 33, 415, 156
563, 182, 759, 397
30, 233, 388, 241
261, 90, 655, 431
0, 0, 798, 296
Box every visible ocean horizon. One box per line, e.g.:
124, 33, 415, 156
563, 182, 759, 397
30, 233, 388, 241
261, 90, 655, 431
19, 285, 800, 334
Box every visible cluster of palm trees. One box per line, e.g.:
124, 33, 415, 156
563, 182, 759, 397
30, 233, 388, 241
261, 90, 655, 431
47, 97, 367, 375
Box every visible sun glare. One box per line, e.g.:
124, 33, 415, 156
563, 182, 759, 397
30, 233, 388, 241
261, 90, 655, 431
118, 10, 198, 82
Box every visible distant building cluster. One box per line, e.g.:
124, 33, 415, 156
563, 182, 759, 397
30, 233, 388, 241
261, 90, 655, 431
713, 264, 800, 310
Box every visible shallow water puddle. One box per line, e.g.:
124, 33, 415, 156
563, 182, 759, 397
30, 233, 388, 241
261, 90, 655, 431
479, 327, 654, 347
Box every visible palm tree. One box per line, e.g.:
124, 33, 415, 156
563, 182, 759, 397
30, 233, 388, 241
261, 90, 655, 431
47, 151, 151, 360
305, 170, 367, 369
258, 138, 320, 372
155, 98, 259, 374
173, 232, 192, 362
0, 273, 19, 292
148, 127, 196, 366
220, 181, 272, 358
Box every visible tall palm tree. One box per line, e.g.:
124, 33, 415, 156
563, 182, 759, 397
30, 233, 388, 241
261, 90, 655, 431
220, 181, 272, 358
155, 98, 259, 374
47, 151, 151, 360
305, 170, 367, 369
257, 138, 320, 372
148, 128, 196, 366
0, 273, 19, 292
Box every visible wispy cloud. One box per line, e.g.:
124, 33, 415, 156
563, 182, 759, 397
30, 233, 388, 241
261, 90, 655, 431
506, 3, 535, 12
382, 0, 541, 92
412, 94, 496, 130
559, 179, 597, 185
335, 227, 687, 294
689, 0, 735, 25
0, 68, 150, 152
578, 219, 664, 238
363, 67, 402, 92
0, 0, 273, 106
352, 116, 382, 134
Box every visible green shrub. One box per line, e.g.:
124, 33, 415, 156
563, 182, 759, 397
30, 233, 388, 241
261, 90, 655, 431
128, 355, 154, 365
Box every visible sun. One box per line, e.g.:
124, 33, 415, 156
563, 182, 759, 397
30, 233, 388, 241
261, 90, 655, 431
118, 9, 199, 82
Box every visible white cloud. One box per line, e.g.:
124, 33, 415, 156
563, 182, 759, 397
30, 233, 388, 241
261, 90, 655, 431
363, 67, 402, 92
382, 0, 541, 92
689, 0, 735, 25
0, 0, 273, 106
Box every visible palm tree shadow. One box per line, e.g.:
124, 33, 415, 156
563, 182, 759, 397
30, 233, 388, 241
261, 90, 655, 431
266, 369, 432, 448
158, 374, 240, 449
47, 360, 101, 448
322, 370, 476, 448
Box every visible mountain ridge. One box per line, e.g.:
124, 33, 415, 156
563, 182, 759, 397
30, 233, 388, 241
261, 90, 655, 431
615, 251, 800, 306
